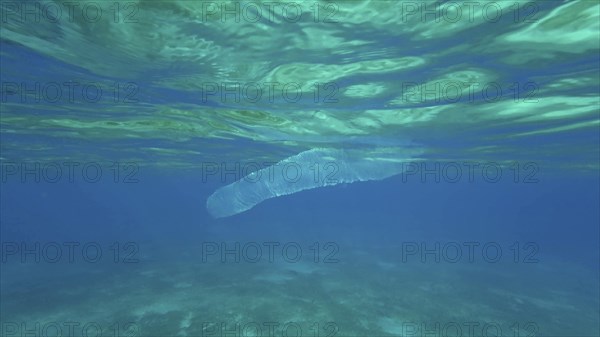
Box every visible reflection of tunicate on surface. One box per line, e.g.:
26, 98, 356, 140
206, 147, 422, 218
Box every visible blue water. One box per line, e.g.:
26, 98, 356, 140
1, 1, 599, 336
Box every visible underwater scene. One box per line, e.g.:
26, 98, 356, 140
1, 0, 599, 336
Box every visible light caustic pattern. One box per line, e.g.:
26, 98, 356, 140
1, 0, 598, 170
